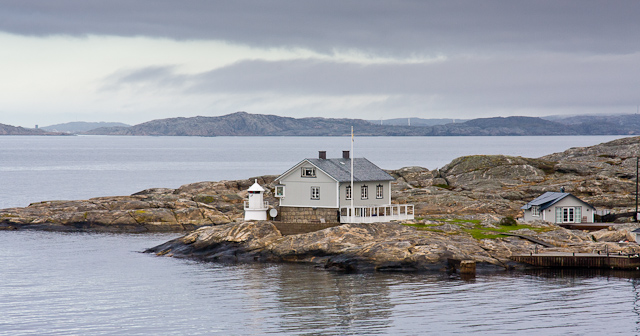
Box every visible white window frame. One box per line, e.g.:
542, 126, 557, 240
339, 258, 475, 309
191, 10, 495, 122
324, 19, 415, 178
275, 186, 285, 198
376, 184, 383, 199
345, 185, 352, 200
531, 206, 540, 217
311, 186, 320, 200
301, 167, 316, 178
361, 185, 368, 200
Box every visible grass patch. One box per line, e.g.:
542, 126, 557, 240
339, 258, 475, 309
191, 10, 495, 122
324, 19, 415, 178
464, 223, 548, 240
429, 218, 481, 224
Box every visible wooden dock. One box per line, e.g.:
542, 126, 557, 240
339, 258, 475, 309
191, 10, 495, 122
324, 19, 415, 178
511, 252, 640, 270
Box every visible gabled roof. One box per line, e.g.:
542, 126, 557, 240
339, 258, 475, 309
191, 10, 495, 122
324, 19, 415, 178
277, 157, 395, 183
521, 192, 594, 210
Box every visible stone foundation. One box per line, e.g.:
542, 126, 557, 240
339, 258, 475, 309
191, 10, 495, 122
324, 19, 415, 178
277, 206, 339, 224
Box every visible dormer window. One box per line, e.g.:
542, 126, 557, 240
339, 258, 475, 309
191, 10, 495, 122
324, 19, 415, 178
301, 167, 316, 177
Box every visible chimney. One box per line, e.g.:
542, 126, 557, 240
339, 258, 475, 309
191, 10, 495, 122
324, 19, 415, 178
319, 151, 326, 159
342, 150, 350, 159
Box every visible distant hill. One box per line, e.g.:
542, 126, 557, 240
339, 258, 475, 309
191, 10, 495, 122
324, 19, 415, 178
41, 121, 130, 133
368, 117, 468, 126
84, 112, 640, 137
85, 112, 378, 136
0, 123, 67, 135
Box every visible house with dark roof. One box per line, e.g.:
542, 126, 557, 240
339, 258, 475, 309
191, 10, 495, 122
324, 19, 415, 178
275, 151, 413, 224
521, 192, 595, 224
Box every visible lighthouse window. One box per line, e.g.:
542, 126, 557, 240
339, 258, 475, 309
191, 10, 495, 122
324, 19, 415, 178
301, 167, 316, 177
275, 186, 285, 197
361, 185, 368, 200
311, 186, 320, 200
376, 185, 384, 199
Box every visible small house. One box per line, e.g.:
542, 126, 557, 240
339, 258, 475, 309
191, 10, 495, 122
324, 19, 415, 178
521, 192, 595, 224
632, 228, 640, 244
275, 151, 414, 223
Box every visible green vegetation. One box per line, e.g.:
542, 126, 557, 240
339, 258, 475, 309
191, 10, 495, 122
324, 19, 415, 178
432, 218, 481, 224
434, 184, 454, 190
404, 217, 549, 240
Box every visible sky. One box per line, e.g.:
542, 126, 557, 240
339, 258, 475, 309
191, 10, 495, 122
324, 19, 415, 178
1, 1, 639, 127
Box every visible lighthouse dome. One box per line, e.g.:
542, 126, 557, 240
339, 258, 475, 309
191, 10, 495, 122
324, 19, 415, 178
248, 179, 265, 193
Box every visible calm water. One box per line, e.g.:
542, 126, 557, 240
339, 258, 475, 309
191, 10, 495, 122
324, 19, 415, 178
0, 135, 626, 209
1, 231, 640, 335
1, 135, 638, 335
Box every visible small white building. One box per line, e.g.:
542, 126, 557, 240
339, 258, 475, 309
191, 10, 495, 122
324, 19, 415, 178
275, 151, 414, 223
244, 179, 268, 221
521, 192, 595, 224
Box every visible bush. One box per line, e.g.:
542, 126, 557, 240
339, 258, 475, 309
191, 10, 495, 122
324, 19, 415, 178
498, 216, 517, 226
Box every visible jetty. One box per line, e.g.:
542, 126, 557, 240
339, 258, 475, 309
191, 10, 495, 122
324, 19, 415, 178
511, 252, 640, 270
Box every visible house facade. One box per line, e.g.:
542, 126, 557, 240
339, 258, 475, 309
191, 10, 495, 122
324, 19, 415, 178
521, 192, 595, 224
275, 151, 413, 223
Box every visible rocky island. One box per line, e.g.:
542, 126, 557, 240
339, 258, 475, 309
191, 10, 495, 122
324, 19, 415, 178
3, 136, 640, 272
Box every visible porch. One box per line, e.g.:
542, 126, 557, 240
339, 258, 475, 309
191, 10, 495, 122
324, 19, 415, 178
339, 204, 414, 223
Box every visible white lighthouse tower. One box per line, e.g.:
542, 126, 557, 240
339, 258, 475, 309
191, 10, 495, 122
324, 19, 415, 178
244, 179, 268, 221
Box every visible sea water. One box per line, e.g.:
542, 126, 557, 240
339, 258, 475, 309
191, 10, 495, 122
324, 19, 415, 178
0, 135, 626, 209
0, 135, 637, 335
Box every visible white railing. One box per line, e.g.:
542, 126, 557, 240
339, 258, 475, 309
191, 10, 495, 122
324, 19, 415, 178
339, 204, 414, 223
244, 200, 269, 210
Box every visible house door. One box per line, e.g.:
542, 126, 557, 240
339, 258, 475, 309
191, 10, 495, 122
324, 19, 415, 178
563, 207, 575, 223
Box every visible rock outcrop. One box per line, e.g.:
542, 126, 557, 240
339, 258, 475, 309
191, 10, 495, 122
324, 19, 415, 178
145, 220, 640, 272
0, 176, 277, 232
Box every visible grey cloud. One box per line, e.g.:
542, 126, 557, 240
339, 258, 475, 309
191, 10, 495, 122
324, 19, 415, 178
2, 1, 640, 55
106, 54, 640, 111
102, 65, 187, 91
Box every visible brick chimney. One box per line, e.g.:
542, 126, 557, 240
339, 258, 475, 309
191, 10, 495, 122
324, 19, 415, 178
343, 150, 350, 159
319, 151, 327, 159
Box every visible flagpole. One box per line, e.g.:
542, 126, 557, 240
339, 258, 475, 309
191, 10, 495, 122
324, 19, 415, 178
350, 126, 354, 223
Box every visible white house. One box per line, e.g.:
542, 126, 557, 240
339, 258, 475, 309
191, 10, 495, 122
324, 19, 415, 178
521, 192, 595, 224
275, 151, 414, 223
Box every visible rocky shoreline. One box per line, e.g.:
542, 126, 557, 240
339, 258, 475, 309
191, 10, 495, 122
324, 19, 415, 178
144, 220, 640, 273
4, 136, 640, 272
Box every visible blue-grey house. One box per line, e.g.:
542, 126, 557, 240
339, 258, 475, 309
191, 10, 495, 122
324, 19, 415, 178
521, 192, 595, 224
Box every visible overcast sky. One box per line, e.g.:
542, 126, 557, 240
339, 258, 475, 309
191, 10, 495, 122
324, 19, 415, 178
1, 1, 639, 127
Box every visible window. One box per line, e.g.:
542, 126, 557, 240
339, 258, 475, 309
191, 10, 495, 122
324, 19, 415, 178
311, 186, 320, 200
301, 167, 316, 177
531, 206, 540, 217
361, 185, 368, 200
376, 185, 384, 199
345, 185, 352, 200
275, 186, 285, 197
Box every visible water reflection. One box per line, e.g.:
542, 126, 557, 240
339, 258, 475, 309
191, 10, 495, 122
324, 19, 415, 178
272, 266, 393, 335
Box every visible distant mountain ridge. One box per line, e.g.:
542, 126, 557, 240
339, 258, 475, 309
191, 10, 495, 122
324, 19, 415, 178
0, 123, 66, 136
84, 112, 640, 136
41, 121, 130, 133
367, 117, 469, 126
